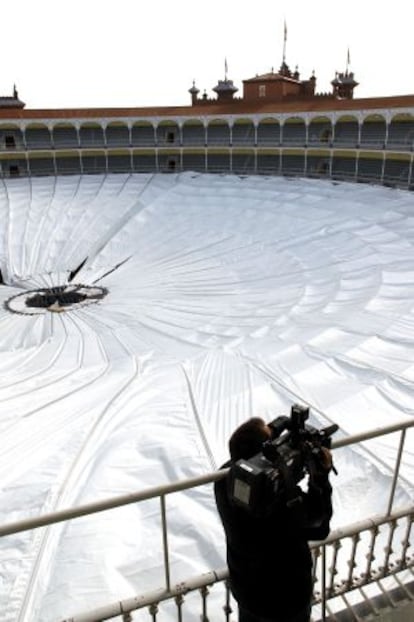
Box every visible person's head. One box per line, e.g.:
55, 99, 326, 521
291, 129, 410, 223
229, 417, 271, 461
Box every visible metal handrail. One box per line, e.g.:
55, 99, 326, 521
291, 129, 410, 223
1, 418, 413, 540
59, 505, 414, 622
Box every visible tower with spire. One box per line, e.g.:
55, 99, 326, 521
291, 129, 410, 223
331, 49, 359, 99
243, 21, 316, 102
188, 27, 358, 106
0, 84, 25, 109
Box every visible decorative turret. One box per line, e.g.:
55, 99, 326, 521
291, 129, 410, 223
0, 84, 25, 109
331, 49, 359, 99
188, 80, 200, 105
212, 58, 238, 102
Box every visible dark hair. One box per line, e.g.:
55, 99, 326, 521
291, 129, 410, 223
229, 417, 269, 461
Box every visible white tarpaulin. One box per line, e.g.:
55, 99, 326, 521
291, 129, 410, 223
0, 173, 413, 621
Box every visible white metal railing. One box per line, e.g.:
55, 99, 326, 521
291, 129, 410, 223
1, 419, 413, 622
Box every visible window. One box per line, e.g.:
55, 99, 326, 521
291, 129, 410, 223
259, 85, 266, 98
166, 131, 175, 143
5, 135, 16, 148
9, 164, 19, 177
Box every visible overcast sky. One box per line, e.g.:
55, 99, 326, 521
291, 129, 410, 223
2, 0, 413, 110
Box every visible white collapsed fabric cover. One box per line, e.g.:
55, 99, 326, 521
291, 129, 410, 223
0, 173, 413, 621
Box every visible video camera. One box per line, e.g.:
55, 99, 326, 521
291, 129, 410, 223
229, 404, 338, 516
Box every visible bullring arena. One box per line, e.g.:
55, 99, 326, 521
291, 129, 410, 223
0, 57, 413, 622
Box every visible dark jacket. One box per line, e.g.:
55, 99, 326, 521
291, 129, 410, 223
214, 461, 332, 619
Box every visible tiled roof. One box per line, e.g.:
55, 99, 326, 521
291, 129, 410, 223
0, 94, 413, 121
0, 97, 25, 109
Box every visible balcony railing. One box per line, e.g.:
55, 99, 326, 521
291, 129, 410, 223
1, 419, 413, 622
1, 136, 413, 152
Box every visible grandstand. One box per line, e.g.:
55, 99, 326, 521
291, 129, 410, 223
0, 57, 413, 622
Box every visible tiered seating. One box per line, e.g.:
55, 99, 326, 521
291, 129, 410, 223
79, 126, 105, 147
107, 154, 131, 172
360, 121, 386, 147
232, 122, 255, 145
207, 123, 230, 145
333, 120, 359, 146
25, 127, 52, 149
308, 122, 332, 145
282, 122, 306, 145
206, 152, 230, 171
307, 155, 330, 175
53, 126, 78, 148
0, 128, 24, 149
55, 156, 81, 175
281, 154, 305, 173
256, 153, 280, 173
182, 153, 205, 171
332, 157, 357, 178
132, 153, 156, 172
106, 125, 130, 147
257, 121, 280, 145
383, 159, 410, 182
81, 154, 106, 173
156, 124, 179, 145
182, 124, 205, 145
28, 157, 54, 175
131, 125, 155, 146
387, 120, 414, 149
232, 153, 255, 173
357, 157, 383, 179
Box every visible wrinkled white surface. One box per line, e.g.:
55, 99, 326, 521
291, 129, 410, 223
0, 173, 413, 622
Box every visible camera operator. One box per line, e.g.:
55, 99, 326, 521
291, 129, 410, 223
214, 416, 333, 622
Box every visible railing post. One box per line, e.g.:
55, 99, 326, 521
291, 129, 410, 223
321, 544, 327, 621
387, 429, 406, 516
160, 494, 171, 591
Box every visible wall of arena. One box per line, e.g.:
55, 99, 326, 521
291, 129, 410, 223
0, 110, 413, 189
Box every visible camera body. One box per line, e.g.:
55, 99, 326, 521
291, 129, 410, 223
229, 404, 337, 516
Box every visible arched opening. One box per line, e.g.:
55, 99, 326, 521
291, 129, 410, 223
232, 119, 255, 145
156, 121, 180, 145
182, 150, 205, 172
206, 149, 230, 172
308, 117, 333, 145
131, 122, 155, 147
257, 150, 280, 174
357, 151, 383, 181
360, 114, 386, 147
257, 118, 280, 145
332, 150, 357, 179
207, 120, 230, 146
232, 149, 255, 174
334, 115, 359, 146
132, 149, 156, 172
106, 122, 130, 147
182, 121, 205, 146
52, 123, 78, 148
281, 148, 305, 174
55, 150, 81, 175
388, 113, 414, 149
28, 152, 55, 175
0, 123, 24, 149
282, 117, 306, 145
383, 153, 411, 186
81, 149, 106, 173
25, 123, 52, 149
107, 149, 132, 173
79, 123, 105, 147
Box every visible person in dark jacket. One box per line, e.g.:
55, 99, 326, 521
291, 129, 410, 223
214, 417, 333, 622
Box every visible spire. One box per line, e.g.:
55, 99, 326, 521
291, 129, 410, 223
282, 20, 287, 65
345, 47, 351, 74
224, 57, 228, 81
